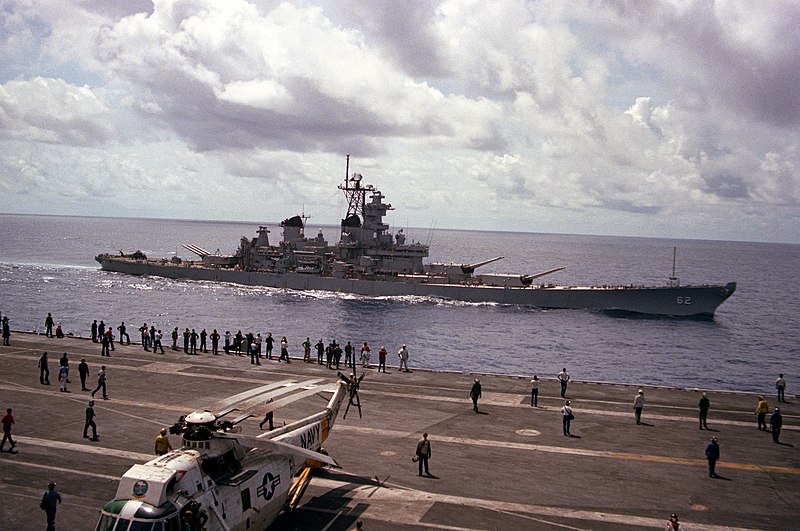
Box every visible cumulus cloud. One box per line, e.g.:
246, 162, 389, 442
0, 77, 117, 146
0, 0, 797, 243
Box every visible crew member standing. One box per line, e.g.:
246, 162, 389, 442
562, 400, 574, 436
776, 373, 787, 403
378, 346, 387, 373
698, 392, 710, 429
398, 344, 410, 372
415, 433, 432, 476
530, 375, 539, 407
154, 428, 173, 455
44, 313, 54, 337
117, 322, 130, 344
633, 389, 645, 425
558, 368, 570, 398
705, 437, 720, 478
78, 358, 90, 391
770, 407, 783, 443
38, 351, 50, 385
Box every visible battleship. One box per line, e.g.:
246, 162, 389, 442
96, 158, 736, 318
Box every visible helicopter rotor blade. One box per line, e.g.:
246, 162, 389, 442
228, 434, 339, 467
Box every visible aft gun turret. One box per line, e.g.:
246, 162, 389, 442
520, 267, 565, 285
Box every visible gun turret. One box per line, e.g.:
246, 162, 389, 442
461, 256, 504, 275
520, 267, 565, 285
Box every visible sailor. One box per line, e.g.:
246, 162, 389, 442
44, 313, 54, 337
316, 339, 325, 364
83, 400, 98, 440
259, 399, 275, 430
303, 337, 311, 362
154, 428, 173, 455
558, 368, 570, 398
279, 336, 290, 363
530, 375, 539, 407
633, 389, 645, 425
140, 323, 150, 350
265, 332, 274, 359
378, 346, 388, 372
117, 322, 130, 344
38, 351, 50, 385
470, 379, 482, 412
360, 342, 371, 368
397, 344, 410, 372
344, 341, 353, 367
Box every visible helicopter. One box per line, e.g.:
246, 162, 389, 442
94, 371, 364, 531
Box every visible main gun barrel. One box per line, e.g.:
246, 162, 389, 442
461, 256, 504, 274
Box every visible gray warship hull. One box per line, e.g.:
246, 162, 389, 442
95, 255, 736, 318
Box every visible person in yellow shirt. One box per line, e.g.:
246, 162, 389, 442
154, 428, 173, 455
755, 395, 769, 431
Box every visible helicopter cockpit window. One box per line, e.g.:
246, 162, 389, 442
95, 514, 118, 531
129, 521, 164, 531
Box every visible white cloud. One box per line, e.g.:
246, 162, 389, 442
0, 0, 797, 243
0, 77, 117, 145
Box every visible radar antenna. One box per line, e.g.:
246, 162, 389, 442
338, 155, 374, 221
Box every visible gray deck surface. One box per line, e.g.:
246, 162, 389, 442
1, 334, 797, 530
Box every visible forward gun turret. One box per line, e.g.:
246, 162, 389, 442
461, 256, 505, 275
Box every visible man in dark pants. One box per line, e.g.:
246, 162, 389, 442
1, 408, 17, 453
45, 313, 54, 337
183, 328, 190, 353
470, 379, 482, 413
38, 351, 50, 385
558, 368, 570, 398
698, 392, 710, 429
83, 400, 98, 440
210, 329, 220, 355
316, 339, 324, 364
190, 329, 199, 354
100, 332, 110, 356
91, 320, 98, 342
705, 437, 720, 478
42, 482, 62, 531
770, 407, 783, 443
91, 366, 108, 400
200, 329, 207, 353
117, 322, 130, 344
415, 433, 431, 476
265, 333, 274, 359
78, 359, 90, 391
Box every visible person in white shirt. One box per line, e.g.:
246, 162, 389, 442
397, 345, 410, 372
776, 373, 786, 403
634, 389, 645, 424
558, 368, 570, 398
561, 400, 573, 436
530, 375, 539, 407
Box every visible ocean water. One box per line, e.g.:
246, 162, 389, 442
1, 213, 798, 394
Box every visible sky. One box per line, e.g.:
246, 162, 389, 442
0, 1, 798, 244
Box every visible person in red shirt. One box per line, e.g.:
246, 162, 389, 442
1, 408, 17, 453
378, 346, 388, 373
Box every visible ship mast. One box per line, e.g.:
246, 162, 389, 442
338, 154, 373, 222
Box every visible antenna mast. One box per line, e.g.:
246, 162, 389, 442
668, 246, 679, 286
338, 155, 372, 221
